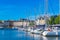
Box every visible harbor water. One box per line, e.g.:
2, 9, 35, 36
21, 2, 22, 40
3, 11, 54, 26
0, 29, 60, 40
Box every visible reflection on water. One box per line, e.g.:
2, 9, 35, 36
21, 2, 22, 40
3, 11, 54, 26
0, 30, 60, 40
42, 37, 58, 40
27, 32, 60, 40
29, 34, 43, 40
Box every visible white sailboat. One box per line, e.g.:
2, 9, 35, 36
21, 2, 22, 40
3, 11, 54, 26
42, 27, 60, 36
42, 0, 60, 37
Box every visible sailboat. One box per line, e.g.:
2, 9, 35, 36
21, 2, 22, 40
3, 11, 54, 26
42, 0, 60, 37
29, 10, 44, 34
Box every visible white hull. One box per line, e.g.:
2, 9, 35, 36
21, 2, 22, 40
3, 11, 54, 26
26, 28, 31, 32
30, 29, 42, 34
12, 27, 18, 30
42, 30, 60, 37
0, 27, 3, 28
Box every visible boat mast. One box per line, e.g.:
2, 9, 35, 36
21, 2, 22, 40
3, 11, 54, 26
59, 0, 60, 14
34, 8, 36, 26
59, 0, 60, 24
45, 0, 48, 14
44, 0, 48, 28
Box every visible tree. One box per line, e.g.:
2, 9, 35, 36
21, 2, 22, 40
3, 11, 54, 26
48, 15, 60, 25
29, 22, 35, 26
49, 16, 55, 25
54, 15, 60, 24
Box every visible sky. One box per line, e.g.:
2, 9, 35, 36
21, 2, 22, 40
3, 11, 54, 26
0, 0, 59, 20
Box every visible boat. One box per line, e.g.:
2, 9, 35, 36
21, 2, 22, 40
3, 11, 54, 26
26, 27, 34, 32
30, 28, 43, 34
26, 27, 31, 32
0, 27, 3, 28
0, 27, 4, 29
12, 27, 18, 30
42, 27, 60, 37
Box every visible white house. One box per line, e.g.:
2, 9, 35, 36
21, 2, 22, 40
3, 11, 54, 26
35, 16, 46, 29
36, 17, 46, 25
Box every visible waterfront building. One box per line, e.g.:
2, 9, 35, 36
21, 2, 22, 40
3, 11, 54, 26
36, 17, 45, 25
0, 20, 4, 27
4, 20, 14, 28
4, 19, 30, 28
13, 21, 29, 27
35, 16, 46, 29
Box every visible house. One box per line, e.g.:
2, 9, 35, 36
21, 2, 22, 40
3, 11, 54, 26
35, 16, 46, 29
36, 17, 46, 25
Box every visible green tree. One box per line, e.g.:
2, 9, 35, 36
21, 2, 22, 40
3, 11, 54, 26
29, 22, 35, 26
48, 15, 60, 25
0, 20, 3, 23
49, 16, 55, 25
54, 15, 60, 24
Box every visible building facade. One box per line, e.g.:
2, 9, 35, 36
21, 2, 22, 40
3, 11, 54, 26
4, 19, 30, 28
35, 16, 46, 29
36, 17, 46, 25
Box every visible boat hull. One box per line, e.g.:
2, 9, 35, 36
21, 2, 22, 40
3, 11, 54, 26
30, 29, 42, 34
42, 31, 60, 37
